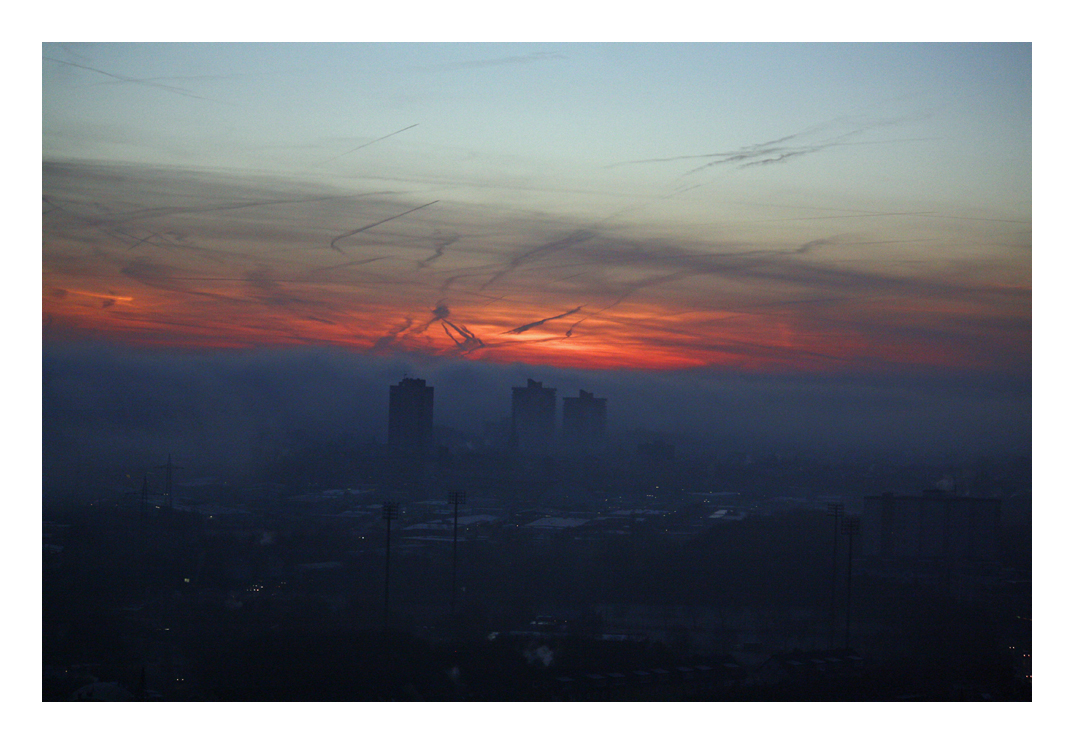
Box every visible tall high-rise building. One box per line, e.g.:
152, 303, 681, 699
511, 379, 556, 452
388, 377, 434, 451
562, 389, 607, 450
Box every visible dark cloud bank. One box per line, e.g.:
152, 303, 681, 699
42, 340, 1030, 497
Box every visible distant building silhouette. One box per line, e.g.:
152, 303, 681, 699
482, 416, 513, 450
512, 379, 556, 452
388, 377, 434, 451
562, 389, 607, 450
637, 439, 675, 463
862, 489, 1001, 565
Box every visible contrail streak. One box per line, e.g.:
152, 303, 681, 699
316, 124, 419, 166
107, 192, 396, 223
505, 306, 584, 334
330, 201, 439, 253
126, 231, 166, 250
424, 51, 566, 72
418, 232, 459, 269
481, 229, 594, 289
308, 257, 387, 273
442, 319, 484, 353
43, 55, 213, 101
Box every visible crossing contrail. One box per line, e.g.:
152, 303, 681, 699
43, 55, 214, 101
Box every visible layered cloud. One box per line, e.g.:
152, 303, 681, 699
43, 158, 1029, 376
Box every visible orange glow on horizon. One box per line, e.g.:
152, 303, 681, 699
42, 277, 1026, 375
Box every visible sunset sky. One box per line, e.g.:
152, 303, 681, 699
42, 43, 1030, 376
27, 33, 1052, 738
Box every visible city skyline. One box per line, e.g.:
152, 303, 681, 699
34, 32, 1044, 723
388, 375, 610, 446
41, 43, 1034, 496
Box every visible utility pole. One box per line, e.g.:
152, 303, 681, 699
827, 503, 844, 649
138, 474, 150, 594
139, 473, 149, 700
122, 474, 151, 598
124, 473, 152, 700
140, 474, 149, 523
382, 501, 400, 630
841, 515, 860, 649
448, 491, 466, 614
153, 455, 182, 510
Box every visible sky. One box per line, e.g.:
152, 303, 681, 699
28, 28, 1054, 739
37, 41, 1037, 482
42, 43, 1031, 377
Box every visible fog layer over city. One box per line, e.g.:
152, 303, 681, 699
43, 341, 1030, 494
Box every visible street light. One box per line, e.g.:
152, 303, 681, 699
382, 501, 400, 630
841, 515, 861, 649
826, 503, 845, 649
448, 491, 466, 614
